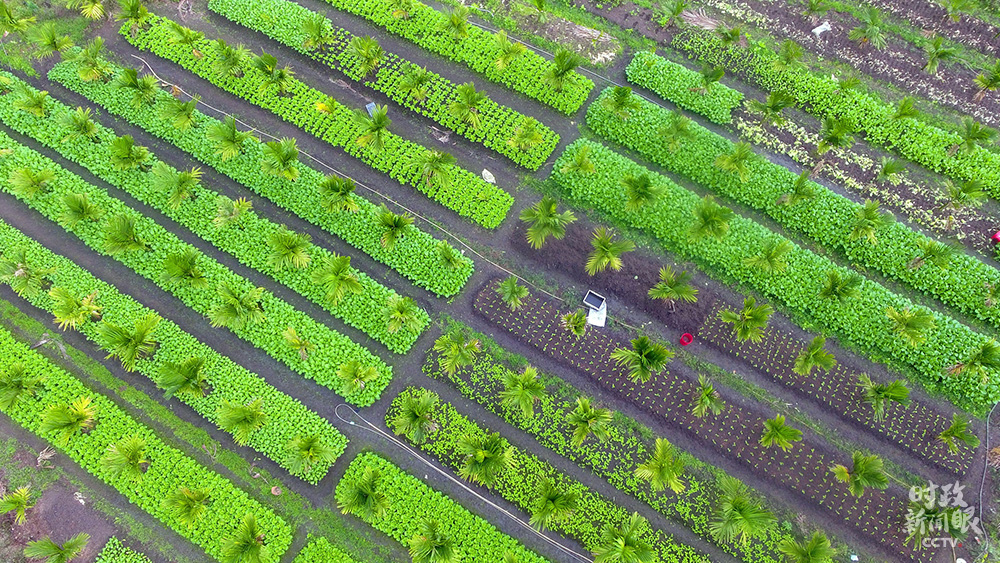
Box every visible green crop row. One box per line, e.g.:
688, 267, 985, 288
0, 218, 346, 483
315, 0, 593, 114
626, 51, 743, 124
335, 451, 551, 562
0, 71, 428, 354
388, 387, 711, 563
48, 58, 472, 298
0, 132, 392, 406
672, 30, 1000, 195
121, 16, 513, 229
0, 323, 292, 562
587, 87, 1000, 335
424, 338, 793, 562
292, 537, 360, 563
551, 139, 999, 415
95, 538, 152, 563
207, 0, 559, 170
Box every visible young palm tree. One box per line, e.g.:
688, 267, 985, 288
648, 267, 698, 312
500, 365, 545, 418
689, 196, 734, 241
923, 36, 957, 75
719, 297, 774, 343
261, 137, 300, 181
398, 64, 432, 103
545, 48, 584, 92
778, 531, 835, 563
209, 283, 266, 330
163, 486, 210, 528
776, 171, 817, 206
530, 476, 579, 530
409, 519, 458, 563
635, 438, 685, 493
747, 91, 794, 128
611, 336, 674, 384
938, 413, 980, 454
850, 200, 893, 244
586, 227, 636, 276
384, 295, 423, 333
285, 434, 337, 475
457, 431, 512, 485
710, 476, 776, 545
792, 336, 836, 375
743, 239, 793, 274
336, 360, 379, 395
8, 167, 55, 199
409, 149, 456, 189
166, 21, 204, 58
267, 228, 312, 271
567, 397, 612, 447
439, 6, 470, 42
907, 239, 957, 270
773, 39, 806, 71
692, 374, 725, 417
58, 107, 100, 143
392, 390, 439, 443
212, 39, 251, 78
0, 249, 55, 298
848, 7, 888, 50
830, 451, 888, 497
692, 64, 724, 94
759, 414, 803, 451
892, 96, 919, 121
656, 0, 688, 28
814, 117, 854, 174
217, 398, 266, 446
206, 116, 252, 161
311, 255, 362, 305
973, 61, 1000, 103
316, 175, 359, 213
622, 174, 665, 212
353, 105, 391, 153
433, 331, 480, 375
113, 67, 160, 109
603, 86, 641, 120
0, 486, 34, 525
116, 0, 150, 36
23, 533, 89, 563
102, 435, 149, 483
508, 117, 544, 152
950, 117, 997, 155
150, 162, 201, 209
221, 514, 269, 563
301, 13, 334, 51
856, 373, 910, 423
593, 512, 653, 563
96, 313, 160, 371
494, 30, 527, 69
874, 157, 905, 184
561, 309, 588, 339
28, 22, 73, 58
377, 205, 414, 249
161, 249, 209, 289
885, 306, 936, 347
251, 52, 295, 95
560, 144, 596, 174
347, 36, 384, 78
0, 363, 45, 410
67, 37, 113, 83
496, 276, 529, 310
449, 82, 487, 130
520, 195, 577, 249
940, 179, 987, 224
103, 214, 150, 255
947, 339, 1000, 381
109, 135, 150, 171
716, 25, 745, 48
39, 396, 98, 445
156, 357, 209, 400
437, 240, 465, 270
818, 270, 863, 301
158, 96, 199, 131
338, 466, 388, 520
12, 85, 49, 117
48, 286, 101, 331
714, 142, 756, 183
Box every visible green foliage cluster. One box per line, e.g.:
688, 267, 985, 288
587, 87, 1000, 336
334, 451, 550, 561
0, 219, 346, 483
49, 59, 472, 298
0, 132, 392, 406
94, 538, 153, 563
0, 70, 428, 353
551, 139, 999, 414
423, 343, 794, 562
673, 29, 1000, 195
312, 0, 593, 114
121, 16, 512, 229
388, 388, 711, 562
207, 0, 559, 169
0, 324, 292, 562
626, 51, 743, 124
291, 537, 359, 563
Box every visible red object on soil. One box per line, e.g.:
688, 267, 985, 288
680, 333, 694, 346
993, 231, 1000, 244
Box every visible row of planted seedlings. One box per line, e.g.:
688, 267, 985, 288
119, 16, 514, 229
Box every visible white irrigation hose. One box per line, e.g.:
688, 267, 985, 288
333, 404, 593, 563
